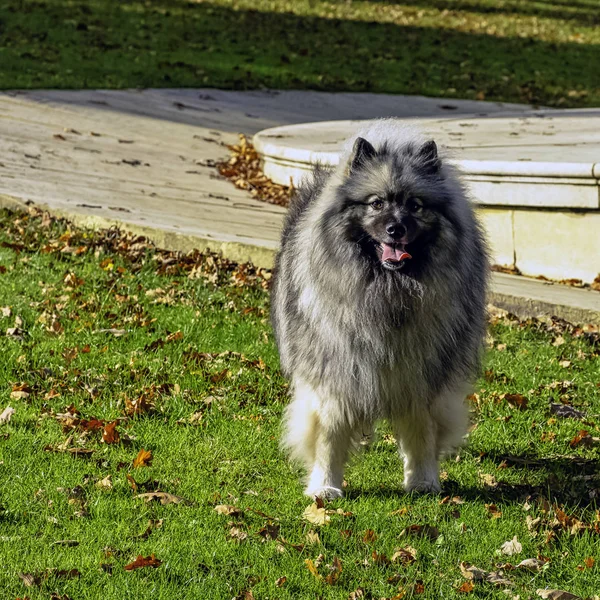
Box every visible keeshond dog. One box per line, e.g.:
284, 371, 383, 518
271, 120, 488, 498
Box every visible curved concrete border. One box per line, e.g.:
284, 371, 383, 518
253, 117, 600, 283
254, 117, 600, 209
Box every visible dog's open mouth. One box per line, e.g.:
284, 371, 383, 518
380, 243, 412, 269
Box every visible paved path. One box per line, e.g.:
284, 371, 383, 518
0, 88, 599, 324
0, 88, 534, 263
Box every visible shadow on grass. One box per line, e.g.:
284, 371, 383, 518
1, 0, 599, 107
349, 451, 600, 509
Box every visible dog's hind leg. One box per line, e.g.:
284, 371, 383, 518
282, 379, 351, 499
432, 384, 470, 457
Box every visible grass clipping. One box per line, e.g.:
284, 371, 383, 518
217, 134, 293, 207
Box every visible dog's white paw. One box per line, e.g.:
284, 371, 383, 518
304, 485, 344, 500
404, 477, 441, 494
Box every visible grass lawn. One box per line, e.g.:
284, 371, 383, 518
0, 0, 599, 107
1, 207, 600, 599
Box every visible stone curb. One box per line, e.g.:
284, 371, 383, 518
2, 194, 599, 326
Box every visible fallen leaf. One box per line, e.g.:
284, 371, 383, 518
550, 404, 586, 419
570, 430, 599, 448
257, 524, 280, 541
536, 590, 582, 600
517, 558, 546, 571
135, 492, 191, 505
124, 554, 162, 570
371, 550, 390, 564
102, 420, 120, 444
526, 515, 542, 531
18, 572, 42, 587
559, 360, 572, 368
505, 393, 528, 410
460, 562, 487, 581
303, 502, 330, 526
306, 531, 320, 545
500, 536, 522, 556
214, 504, 242, 517
0, 406, 15, 424
275, 576, 287, 587
486, 571, 514, 586
584, 556, 595, 568
458, 581, 474, 593
390, 507, 408, 516
391, 545, 417, 565
95, 475, 113, 490
362, 529, 377, 543
479, 473, 497, 488
305, 558, 322, 580
228, 526, 248, 542
324, 556, 342, 585
133, 448, 153, 468
485, 503, 502, 519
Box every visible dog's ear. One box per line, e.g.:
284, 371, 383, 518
416, 140, 441, 173
347, 137, 376, 174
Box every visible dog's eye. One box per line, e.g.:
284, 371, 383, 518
407, 197, 423, 213
369, 197, 384, 210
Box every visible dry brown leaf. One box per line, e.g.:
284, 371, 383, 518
275, 576, 287, 587
102, 420, 120, 444
95, 475, 113, 490
517, 557, 546, 571
324, 556, 342, 585
18, 572, 42, 587
257, 523, 280, 541
505, 393, 528, 410
457, 581, 474, 593
306, 531, 320, 545
362, 529, 377, 543
228, 526, 248, 542
479, 473, 497, 488
460, 562, 487, 581
485, 503, 502, 519
124, 554, 162, 570
214, 504, 242, 517
499, 536, 522, 556
305, 558, 322, 580
0, 406, 15, 424
391, 546, 417, 565
536, 590, 582, 600
133, 448, 153, 468
135, 492, 191, 505
302, 502, 330, 526
390, 507, 409, 516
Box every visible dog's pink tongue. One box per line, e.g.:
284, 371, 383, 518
382, 244, 412, 262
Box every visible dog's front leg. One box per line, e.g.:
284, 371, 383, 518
393, 414, 440, 494
304, 415, 351, 500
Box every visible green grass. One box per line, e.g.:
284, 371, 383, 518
1, 0, 599, 107
1, 207, 600, 599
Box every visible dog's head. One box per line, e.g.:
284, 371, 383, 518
334, 136, 452, 273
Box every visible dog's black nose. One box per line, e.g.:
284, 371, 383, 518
386, 222, 406, 239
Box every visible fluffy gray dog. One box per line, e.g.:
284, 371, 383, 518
271, 120, 488, 498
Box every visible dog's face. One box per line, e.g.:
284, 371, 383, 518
336, 137, 446, 272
